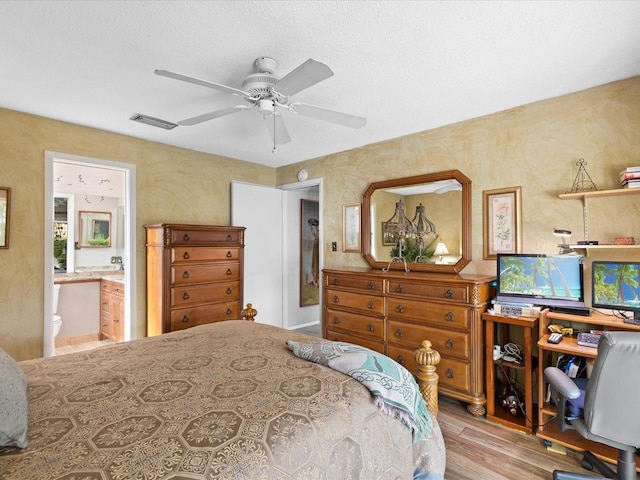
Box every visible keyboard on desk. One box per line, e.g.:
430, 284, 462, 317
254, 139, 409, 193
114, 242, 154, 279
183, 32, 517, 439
577, 332, 601, 348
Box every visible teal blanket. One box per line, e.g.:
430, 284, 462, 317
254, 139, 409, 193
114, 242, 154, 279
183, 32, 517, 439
286, 339, 432, 441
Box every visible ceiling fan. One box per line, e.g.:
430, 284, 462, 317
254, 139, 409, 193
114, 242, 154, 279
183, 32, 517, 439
155, 57, 366, 149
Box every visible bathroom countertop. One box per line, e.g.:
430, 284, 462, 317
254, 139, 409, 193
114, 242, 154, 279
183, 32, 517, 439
54, 271, 125, 284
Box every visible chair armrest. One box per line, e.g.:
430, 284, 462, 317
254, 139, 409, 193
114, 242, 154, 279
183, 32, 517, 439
544, 366, 581, 399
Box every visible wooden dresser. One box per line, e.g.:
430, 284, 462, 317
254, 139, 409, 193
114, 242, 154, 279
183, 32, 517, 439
145, 224, 245, 336
323, 267, 495, 415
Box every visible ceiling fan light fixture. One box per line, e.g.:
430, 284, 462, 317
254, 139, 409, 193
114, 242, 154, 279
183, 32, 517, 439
257, 99, 275, 115
130, 113, 178, 130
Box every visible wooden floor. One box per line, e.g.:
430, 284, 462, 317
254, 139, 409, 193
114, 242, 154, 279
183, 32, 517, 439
437, 396, 608, 479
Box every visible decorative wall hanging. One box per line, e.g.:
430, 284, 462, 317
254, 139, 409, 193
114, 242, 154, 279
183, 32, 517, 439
300, 199, 320, 307
483, 186, 522, 260
0, 186, 10, 249
343, 203, 361, 252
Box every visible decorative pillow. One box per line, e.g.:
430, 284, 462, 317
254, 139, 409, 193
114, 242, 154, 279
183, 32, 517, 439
0, 347, 28, 448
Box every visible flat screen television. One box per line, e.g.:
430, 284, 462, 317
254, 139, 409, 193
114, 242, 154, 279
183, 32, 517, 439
592, 261, 640, 321
496, 253, 585, 310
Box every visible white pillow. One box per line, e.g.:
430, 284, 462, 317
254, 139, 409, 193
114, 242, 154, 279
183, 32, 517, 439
0, 347, 28, 448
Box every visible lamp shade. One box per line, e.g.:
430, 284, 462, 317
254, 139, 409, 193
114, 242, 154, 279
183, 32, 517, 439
433, 241, 449, 257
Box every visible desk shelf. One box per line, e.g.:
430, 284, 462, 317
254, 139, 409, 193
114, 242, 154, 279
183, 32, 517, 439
537, 309, 640, 464
482, 312, 538, 434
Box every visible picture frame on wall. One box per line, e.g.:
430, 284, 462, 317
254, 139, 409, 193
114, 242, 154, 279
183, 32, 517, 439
483, 186, 522, 260
343, 203, 361, 252
381, 222, 397, 246
300, 199, 320, 307
0, 186, 10, 249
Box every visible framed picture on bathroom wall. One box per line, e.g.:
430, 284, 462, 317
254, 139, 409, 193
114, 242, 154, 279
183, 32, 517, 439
0, 186, 10, 249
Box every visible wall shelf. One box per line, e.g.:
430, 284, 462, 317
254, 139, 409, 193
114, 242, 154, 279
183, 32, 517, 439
559, 187, 640, 249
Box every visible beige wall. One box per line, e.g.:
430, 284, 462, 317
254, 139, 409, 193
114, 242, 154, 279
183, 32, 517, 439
278, 76, 640, 275
0, 108, 275, 360
3, 76, 639, 361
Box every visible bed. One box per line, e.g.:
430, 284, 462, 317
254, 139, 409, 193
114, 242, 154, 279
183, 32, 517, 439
0, 319, 445, 479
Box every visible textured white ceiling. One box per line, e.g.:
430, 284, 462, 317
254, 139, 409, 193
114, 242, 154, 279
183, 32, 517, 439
1, 1, 639, 168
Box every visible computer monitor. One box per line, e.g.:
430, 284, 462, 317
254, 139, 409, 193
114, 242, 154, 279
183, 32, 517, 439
592, 261, 640, 321
496, 253, 585, 310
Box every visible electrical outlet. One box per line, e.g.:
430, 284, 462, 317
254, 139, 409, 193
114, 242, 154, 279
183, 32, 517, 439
111, 256, 117, 264
331, 242, 337, 252
116, 256, 123, 264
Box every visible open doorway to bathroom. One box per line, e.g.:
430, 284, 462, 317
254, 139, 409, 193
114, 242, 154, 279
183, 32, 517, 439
44, 152, 136, 357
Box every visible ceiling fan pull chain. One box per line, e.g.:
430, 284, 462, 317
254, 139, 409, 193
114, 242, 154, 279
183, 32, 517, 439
272, 100, 277, 154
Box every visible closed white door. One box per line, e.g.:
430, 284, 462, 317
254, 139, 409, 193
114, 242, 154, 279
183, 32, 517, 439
231, 182, 283, 327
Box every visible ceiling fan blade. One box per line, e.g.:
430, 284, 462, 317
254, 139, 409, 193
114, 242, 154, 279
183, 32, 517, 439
291, 103, 366, 129
178, 106, 249, 126
263, 114, 291, 144
155, 69, 248, 98
272, 59, 333, 97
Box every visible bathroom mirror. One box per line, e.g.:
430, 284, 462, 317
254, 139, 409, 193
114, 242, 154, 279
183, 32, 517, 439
79, 211, 111, 248
362, 170, 471, 273
0, 186, 10, 249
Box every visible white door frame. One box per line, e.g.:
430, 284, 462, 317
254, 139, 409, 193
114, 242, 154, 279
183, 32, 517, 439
44, 151, 136, 356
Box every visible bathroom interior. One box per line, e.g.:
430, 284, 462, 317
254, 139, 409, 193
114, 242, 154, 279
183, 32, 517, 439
53, 160, 126, 355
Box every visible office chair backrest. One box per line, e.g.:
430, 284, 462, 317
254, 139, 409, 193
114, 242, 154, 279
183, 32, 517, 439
584, 331, 640, 448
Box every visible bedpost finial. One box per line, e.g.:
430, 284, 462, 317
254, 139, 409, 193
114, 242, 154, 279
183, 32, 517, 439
415, 340, 441, 367
241, 303, 257, 321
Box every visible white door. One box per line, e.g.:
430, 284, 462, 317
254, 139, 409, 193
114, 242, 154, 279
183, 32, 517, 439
231, 182, 284, 327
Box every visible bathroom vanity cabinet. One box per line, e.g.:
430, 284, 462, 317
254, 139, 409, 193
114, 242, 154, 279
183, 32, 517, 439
145, 224, 245, 336
99, 279, 124, 342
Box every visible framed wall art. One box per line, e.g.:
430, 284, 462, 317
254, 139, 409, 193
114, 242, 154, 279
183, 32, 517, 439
483, 186, 522, 260
0, 187, 11, 249
343, 203, 361, 252
300, 199, 320, 307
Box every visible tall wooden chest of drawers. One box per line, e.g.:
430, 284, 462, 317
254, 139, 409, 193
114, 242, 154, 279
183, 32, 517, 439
323, 267, 494, 416
145, 224, 245, 336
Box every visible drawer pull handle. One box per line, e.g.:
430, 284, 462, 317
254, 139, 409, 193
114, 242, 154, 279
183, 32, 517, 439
332, 316, 340, 325
395, 329, 403, 338
226, 268, 232, 275
444, 289, 454, 299
366, 323, 374, 332
182, 315, 190, 323
183, 292, 190, 300
183, 271, 190, 279
183, 234, 190, 241
332, 295, 340, 304
367, 301, 374, 309
396, 355, 404, 365
445, 311, 454, 322
226, 288, 232, 294
446, 338, 454, 350
396, 284, 404, 293
226, 251, 232, 258
226, 234, 233, 241
113, 318, 119, 323
367, 282, 374, 290
102, 301, 108, 306
332, 278, 340, 285
226, 308, 232, 315
183, 252, 190, 260
445, 368, 454, 379
395, 304, 404, 314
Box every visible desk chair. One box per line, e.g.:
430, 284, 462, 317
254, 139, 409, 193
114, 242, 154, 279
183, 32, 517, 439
544, 331, 640, 480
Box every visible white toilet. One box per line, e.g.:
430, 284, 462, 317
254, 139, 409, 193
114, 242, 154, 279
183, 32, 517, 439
53, 284, 62, 337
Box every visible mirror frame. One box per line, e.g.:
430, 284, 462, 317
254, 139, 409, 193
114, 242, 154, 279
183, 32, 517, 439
78, 211, 112, 248
362, 169, 471, 273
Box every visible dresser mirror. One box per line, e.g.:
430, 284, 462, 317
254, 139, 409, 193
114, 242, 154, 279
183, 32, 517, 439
362, 170, 471, 273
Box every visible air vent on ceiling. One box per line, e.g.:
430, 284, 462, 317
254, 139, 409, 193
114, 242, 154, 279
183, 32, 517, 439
130, 114, 178, 130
